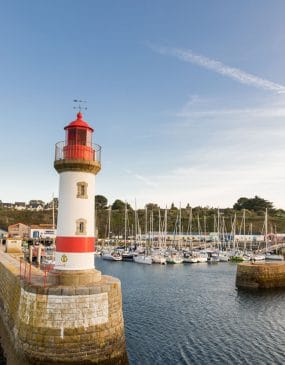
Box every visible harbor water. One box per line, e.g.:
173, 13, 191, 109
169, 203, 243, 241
96, 258, 285, 365
1, 259, 285, 364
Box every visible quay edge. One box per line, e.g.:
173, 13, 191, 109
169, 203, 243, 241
236, 262, 285, 289
0, 251, 129, 365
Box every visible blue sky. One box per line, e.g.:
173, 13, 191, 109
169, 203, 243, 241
1, 1, 285, 208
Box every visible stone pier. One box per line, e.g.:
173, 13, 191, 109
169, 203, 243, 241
236, 262, 285, 289
0, 249, 128, 365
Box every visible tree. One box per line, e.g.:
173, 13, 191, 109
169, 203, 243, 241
233, 196, 273, 212
112, 199, 126, 211
145, 203, 159, 211
95, 195, 108, 210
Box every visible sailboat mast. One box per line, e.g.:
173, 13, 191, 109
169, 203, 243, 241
145, 206, 148, 249
52, 193, 55, 230
233, 213, 236, 250
217, 209, 220, 249
158, 208, 161, 249
124, 202, 127, 249
265, 208, 268, 253
108, 206, 111, 242
243, 209, 246, 252
204, 215, 207, 245
134, 199, 137, 245
164, 207, 168, 249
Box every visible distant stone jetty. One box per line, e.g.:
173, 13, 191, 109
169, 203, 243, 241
236, 262, 285, 289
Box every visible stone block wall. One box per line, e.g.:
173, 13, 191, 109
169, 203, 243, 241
236, 262, 285, 289
0, 258, 128, 364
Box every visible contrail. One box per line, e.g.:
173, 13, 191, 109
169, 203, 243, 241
153, 46, 285, 93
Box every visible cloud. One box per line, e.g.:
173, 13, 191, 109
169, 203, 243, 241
134, 174, 158, 187
152, 46, 285, 93
175, 106, 285, 120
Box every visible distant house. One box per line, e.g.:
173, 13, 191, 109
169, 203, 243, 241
2, 203, 14, 209
28, 200, 45, 211
14, 202, 26, 210
8, 223, 30, 239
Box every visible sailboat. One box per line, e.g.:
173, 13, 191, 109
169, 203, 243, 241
166, 251, 184, 264
183, 251, 198, 263
133, 205, 152, 264
166, 209, 183, 264
101, 206, 122, 261
102, 251, 122, 261
151, 209, 166, 264
264, 209, 283, 261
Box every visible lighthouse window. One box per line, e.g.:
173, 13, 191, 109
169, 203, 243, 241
76, 218, 87, 235
78, 129, 87, 145
77, 182, 88, 199
79, 222, 84, 232
67, 129, 76, 145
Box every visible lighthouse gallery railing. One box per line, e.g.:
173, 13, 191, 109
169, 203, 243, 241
54, 141, 101, 164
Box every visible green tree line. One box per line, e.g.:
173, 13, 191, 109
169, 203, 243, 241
1, 195, 285, 238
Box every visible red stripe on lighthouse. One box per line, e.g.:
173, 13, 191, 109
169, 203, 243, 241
56, 237, 95, 252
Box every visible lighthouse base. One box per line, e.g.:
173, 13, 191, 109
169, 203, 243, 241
0, 252, 129, 365
53, 268, 102, 286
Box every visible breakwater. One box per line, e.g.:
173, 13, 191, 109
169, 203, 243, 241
236, 262, 285, 289
0, 250, 128, 364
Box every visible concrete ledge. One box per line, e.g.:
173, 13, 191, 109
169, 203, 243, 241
236, 262, 285, 289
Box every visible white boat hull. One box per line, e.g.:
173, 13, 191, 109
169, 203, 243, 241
166, 257, 183, 264
102, 253, 122, 261
183, 257, 198, 263
152, 255, 166, 264
133, 255, 152, 264
265, 254, 283, 261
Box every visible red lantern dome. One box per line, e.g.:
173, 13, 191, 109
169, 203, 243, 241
63, 112, 94, 160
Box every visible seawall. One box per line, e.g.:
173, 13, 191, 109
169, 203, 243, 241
236, 262, 285, 289
0, 250, 128, 364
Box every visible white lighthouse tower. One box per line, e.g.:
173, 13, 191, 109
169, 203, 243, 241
54, 112, 101, 271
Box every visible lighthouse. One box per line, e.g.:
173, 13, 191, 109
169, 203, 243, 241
54, 112, 101, 271
0, 110, 128, 365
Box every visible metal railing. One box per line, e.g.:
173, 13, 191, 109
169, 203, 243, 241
19, 258, 61, 288
54, 141, 101, 164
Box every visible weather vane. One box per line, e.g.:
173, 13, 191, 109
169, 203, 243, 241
73, 99, 88, 111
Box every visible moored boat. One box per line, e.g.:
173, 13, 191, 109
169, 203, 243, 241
133, 255, 152, 265
252, 254, 265, 261
265, 253, 284, 261
219, 252, 230, 262
207, 252, 220, 263
183, 252, 198, 263
152, 254, 166, 264
122, 251, 136, 261
102, 252, 122, 261
166, 253, 183, 264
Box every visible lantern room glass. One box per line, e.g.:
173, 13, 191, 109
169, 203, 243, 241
66, 128, 92, 147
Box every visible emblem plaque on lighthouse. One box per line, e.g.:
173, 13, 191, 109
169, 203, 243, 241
54, 111, 101, 272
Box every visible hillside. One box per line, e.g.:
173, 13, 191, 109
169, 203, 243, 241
2, 204, 285, 238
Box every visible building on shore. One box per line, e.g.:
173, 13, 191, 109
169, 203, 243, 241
29, 224, 56, 240
8, 223, 30, 239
